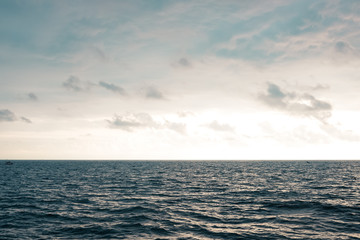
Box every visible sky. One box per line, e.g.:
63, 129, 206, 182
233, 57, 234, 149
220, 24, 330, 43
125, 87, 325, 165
1, 0, 360, 160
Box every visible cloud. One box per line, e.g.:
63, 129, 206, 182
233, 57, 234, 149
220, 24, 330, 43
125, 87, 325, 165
311, 84, 330, 91
258, 121, 330, 145
107, 113, 157, 131
0, 109, 17, 122
145, 87, 165, 99
259, 82, 332, 122
63, 76, 91, 92
206, 120, 235, 132
178, 57, 192, 68
331, 41, 360, 61
90, 46, 109, 62
28, 92, 38, 101
165, 121, 187, 135
107, 113, 186, 134
320, 123, 360, 142
259, 83, 359, 143
0, 109, 31, 123
99, 81, 126, 95
177, 111, 195, 118
334, 41, 354, 54
267, 83, 286, 98
108, 117, 143, 131
20, 117, 32, 123
172, 57, 193, 69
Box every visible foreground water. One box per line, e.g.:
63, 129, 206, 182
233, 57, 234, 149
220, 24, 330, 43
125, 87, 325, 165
1, 160, 359, 239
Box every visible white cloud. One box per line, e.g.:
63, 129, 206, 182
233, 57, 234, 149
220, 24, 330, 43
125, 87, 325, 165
165, 121, 187, 135
107, 112, 186, 134
206, 120, 235, 132
320, 123, 360, 142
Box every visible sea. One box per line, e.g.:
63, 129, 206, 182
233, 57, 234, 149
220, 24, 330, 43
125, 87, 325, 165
0, 160, 359, 240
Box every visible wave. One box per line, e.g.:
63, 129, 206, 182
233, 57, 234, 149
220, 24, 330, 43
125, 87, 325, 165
1, 160, 360, 239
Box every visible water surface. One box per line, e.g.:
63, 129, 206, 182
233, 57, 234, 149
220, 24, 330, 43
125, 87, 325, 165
1, 160, 359, 239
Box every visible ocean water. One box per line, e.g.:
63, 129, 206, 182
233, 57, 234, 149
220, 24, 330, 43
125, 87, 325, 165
0, 160, 359, 240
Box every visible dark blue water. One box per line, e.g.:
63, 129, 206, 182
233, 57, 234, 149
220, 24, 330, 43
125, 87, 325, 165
1, 160, 359, 239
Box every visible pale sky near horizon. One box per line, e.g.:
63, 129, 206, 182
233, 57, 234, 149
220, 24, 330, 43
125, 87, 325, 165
1, 0, 360, 160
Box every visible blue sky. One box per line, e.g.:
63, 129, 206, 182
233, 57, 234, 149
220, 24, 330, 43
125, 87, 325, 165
1, 0, 360, 159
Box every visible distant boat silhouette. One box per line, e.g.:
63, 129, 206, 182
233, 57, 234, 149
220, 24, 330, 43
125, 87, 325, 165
5, 161, 13, 165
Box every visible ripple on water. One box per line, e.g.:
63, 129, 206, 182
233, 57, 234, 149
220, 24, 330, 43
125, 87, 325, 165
1, 160, 360, 239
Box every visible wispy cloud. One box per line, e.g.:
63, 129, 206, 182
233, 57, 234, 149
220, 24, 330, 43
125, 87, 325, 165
63, 76, 92, 92
28, 93, 38, 101
206, 120, 235, 132
145, 87, 165, 99
99, 81, 126, 95
178, 57, 192, 68
320, 123, 360, 142
165, 121, 187, 135
0, 109, 17, 122
20, 117, 32, 123
0, 109, 31, 123
107, 113, 185, 134
177, 111, 195, 118
107, 113, 154, 131
311, 84, 330, 91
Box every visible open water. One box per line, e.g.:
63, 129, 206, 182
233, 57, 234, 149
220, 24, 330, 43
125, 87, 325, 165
0, 160, 359, 239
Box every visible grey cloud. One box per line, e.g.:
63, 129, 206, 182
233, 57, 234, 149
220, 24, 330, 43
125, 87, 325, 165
107, 113, 186, 134
91, 46, 108, 62
146, 87, 164, 99
335, 41, 347, 52
28, 93, 38, 101
108, 117, 142, 131
63, 76, 91, 92
20, 117, 32, 123
312, 84, 330, 91
259, 83, 287, 108
172, 57, 192, 69
206, 120, 235, 132
0, 109, 17, 122
267, 83, 286, 98
178, 58, 192, 68
333, 41, 359, 59
107, 113, 157, 131
289, 93, 331, 112
99, 81, 126, 95
335, 41, 353, 54
0, 109, 31, 123
259, 82, 332, 122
